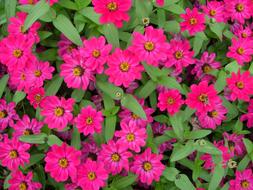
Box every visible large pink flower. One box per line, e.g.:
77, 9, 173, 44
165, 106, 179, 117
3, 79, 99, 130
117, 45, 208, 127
45, 143, 81, 182
202, 1, 226, 22
130, 148, 165, 185
40, 96, 75, 130
229, 169, 253, 190
105, 48, 144, 87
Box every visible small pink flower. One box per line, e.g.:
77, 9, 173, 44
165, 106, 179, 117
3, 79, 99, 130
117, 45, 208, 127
130, 26, 169, 66
60, 49, 95, 90
92, 0, 132, 28
232, 24, 253, 39
8, 170, 42, 190
9, 66, 29, 92
186, 81, 221, 112
11, 114, 43, 138
180, 8, 206, 35
40, 96, 75, 130
45, 143, 81, 182
157, 89, 184, 116
75, 105, 104, 136
226, 70, 253, 102
202, 1, 225, 22
227, 38, 253, 65
65, 183, 81, 190
0, 137, 30, 170
81, 36, 112, 74
19, 0, 38, 4
130, 148, 165, 185
156, 0, 164, 6
229, 169, 253, 190
241, 99, 253, 128
115, 121, 147, 153
98, 140, 132, 175
57, 34, 77, 58
105, 48, 144, 87
27, 87, 45, 109
81, 137, 100, 162
223, 132, 245, 156
77, 158, 108, 190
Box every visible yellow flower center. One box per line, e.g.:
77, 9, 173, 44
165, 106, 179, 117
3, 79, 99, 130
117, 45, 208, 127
198, 94, 208, 103
67, 45, 75, 53
23, 129, 32, 136
107, 2, 117, 11
126, 133, 135, 142
202, 64, 212, 73
58, 158, 68, 168
143, 161, 152, 171
87, 172, 96, 181
241, 180, 250, 188
54, 107, 64, 117
92, 49, 101, 58
242, 33, 247, 38
28, 0, 34, 4
236, 81, 244, 89
86, 117, 93, 125
208, 110, 218, 118
237, 47, 244, 55
132, 113, 139, 119
34, 70, 42, 77
209, 9, 216, 16
189, 18, 197, 25
236, 3, 244, 12
21, 73, 26, 81
144, 41, 155, 51
111, 153, 121, 162
34, 94, 42, 103
19, 182, 27, 190
120, 62, 130, 72
228, 141, 235, 152
167, 97, 175, 105
13, 49, 23, 58
73, 66, 84, 77
0, 111, 6, 119
9, 150, 18, 159
174, 51, 183, 60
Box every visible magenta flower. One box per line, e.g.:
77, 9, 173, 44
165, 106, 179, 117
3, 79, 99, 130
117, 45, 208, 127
40, 96, 75, 130
11, 114, 43, 138
57, 34, 77, 58
157, 89, 184, 116
27, 87, 45, 109
9, 66, 29, 92
156, 0, 164, 6
229, 169, 253, 190
241, 99, 253, 128
227, 38, 253, 65
202, 1, 225, 22
232, 24, 253, 39
19, 0, 38, 4
75, 105, 104, 136
0, 137, 30, 170
186, 81, 221, 112
92, 0, 132, 28
105, 48, 144, 87
130, 26, 169, 66
223, 132, 245, 156
9, 170, 41, 190
98, 140, 132, 175
81, 137, 100, 162
226, 70, 253, 102
45, 143, 81, 182
180, 8, 206, 35
130, 148, 165, 185
115, 121, 147, 153
77, 158, 108, 190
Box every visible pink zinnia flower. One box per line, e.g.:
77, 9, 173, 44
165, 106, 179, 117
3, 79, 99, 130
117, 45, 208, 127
232, 24, 253, 39
65, 183, 81, 190
0, 34, 34, 71
92, 0, 132, 28
98, 140, 132, 175
11, 114, 43, 138
27, 87, 45, 109
130, 148, 165, 185
130, 26, 169, 66
180, 8, 206, 35
227, 38, 253, 65
9, 66, 29, 92
0, 99, 19, 131
229, 169, 253, 190
115, 121, 147, 153
202, 1, 225, 22
57, 34, 77, 58
40, 96, 75, 130
8, 12, 41, 43
60, 49, 95, 90
156, 0, 164, 6
47, 0, 58, 6
0, 137, 30, 170
81, 137, 100, 162
185, 81, 221, 112
45, 143, 81, 182
164, 39, 195, 74
157, 89, 184, 116
77, 158, 108, 190
226, 71, 253, 102
196, 102, 227, 130
19, 0, 38, 5
105, 48, 144, 87
224, 0, 252, 24
119, 99, 154, 128
26, 58, 55, 88
75, 105, 104, 136
223, 132, 245, 156
241, 99, 253, 128
81, 36, 112, 74
9, 170, 42, 190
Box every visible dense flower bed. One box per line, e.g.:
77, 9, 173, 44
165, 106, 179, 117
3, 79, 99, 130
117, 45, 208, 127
0, 0, 253, 189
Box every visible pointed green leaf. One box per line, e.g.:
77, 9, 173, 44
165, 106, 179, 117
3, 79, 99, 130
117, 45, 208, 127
0, 74, 9, 98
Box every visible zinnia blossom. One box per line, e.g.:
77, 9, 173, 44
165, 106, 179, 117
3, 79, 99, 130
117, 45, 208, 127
27, 87, 45, 109
241, 99, 253, 128
202, 1, 225, 22
223, 132, 245, 156
229, 169, 253, 190
57, 34, 77, 58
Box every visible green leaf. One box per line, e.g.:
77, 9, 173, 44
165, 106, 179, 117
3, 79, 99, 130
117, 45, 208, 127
23, 154, 45, 169
105, 116, 117, 142
209, 22, 225, 41
79, 7, 100, 24
195, 141, 221, 155
53, 14, 83, 46
169, 112, 184, 140
102, 24, 120, 49
136, 80, 157, 98
0, 74, 9, 98
58, 0, 78, 10
243, 138, 253, 154
185, 130, 211, 139
23, 0, 50, 31
225, 61, 241, 74
121, 94, 147, 119
208, 164, 225, 190
175, 174, 195, 190
47, 135, 63, 146
75, 0, 91, 9
214, 70, 227, 93
193, 36, 204, 56
71, 89, 85, 102
96, 79, 124, 100
3, 173, 11, 189
170, 141, 196, 162
221, 97, 238, 121
45, 74, 63, 96
19, 133, 47, 144
164, 21, 180, 33
12, 91, 26, 104
111, 173, 137, 189
237, 155, 251, 171
71, 126, 81, 149
158, 76, 186, 95
163, 167, 180, 181
5, 0, 17, 19
166, 4, 185, 14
